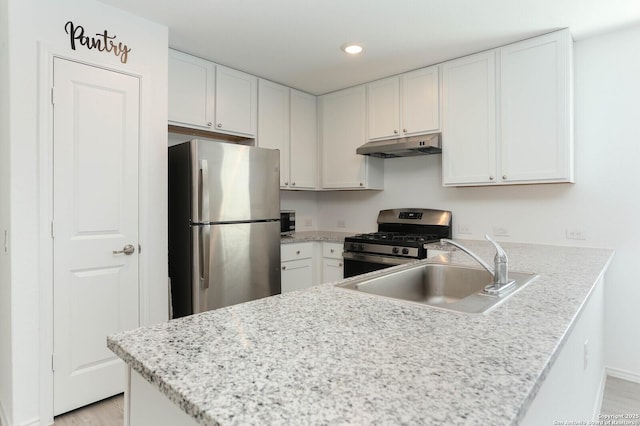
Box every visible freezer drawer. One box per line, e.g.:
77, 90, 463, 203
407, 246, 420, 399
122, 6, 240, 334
193, 220, 281, 312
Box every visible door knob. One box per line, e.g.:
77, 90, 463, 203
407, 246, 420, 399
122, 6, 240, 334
113, 244, 135, 255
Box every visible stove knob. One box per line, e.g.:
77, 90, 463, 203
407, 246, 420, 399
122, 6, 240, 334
402, 248, 410, 255
392, 247, 399, 254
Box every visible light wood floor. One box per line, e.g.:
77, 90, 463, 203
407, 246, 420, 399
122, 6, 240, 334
600, 376, 640, 415
52, 376, 640, 425
54, 394, 124, 426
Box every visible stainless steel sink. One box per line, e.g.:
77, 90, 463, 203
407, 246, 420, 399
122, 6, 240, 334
337, 262, 537, 314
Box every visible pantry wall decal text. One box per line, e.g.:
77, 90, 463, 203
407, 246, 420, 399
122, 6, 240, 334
64, 21, 132, 64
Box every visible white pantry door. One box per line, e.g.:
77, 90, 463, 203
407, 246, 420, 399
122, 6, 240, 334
52, 58, 140, 415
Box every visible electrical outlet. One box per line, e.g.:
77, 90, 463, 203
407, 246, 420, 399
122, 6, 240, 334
566, 228, 586, 240
458, 224, 472, 235
337, 220, 346, 228
584, 339, 589, 370
493, 226, 510, 237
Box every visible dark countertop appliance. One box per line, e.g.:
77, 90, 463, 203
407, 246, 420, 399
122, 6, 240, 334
343, 208, 452, 278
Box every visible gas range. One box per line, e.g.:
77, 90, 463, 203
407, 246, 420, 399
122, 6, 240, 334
343, 208, 452, 277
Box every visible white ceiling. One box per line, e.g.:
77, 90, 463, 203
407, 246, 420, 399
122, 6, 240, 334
98, 0, 640, 95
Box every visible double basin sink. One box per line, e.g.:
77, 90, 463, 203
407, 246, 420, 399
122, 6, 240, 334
337, 261, 537, 314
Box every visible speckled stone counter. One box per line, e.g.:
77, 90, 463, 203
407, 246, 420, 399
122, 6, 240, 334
280, 230, 354, 244
108, 240, 614, 426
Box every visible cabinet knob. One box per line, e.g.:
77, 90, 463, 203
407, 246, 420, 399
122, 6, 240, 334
339, 262, 343, 267
359, 182, 364, 187
291, 182, 296, 186
489, 176, 494, 181
296, 250, 300, 255
217, 123, 222, 128
207, 122, 213, 127
282, 266, 286, 270
502, 175, 507, 180
403, 128, 408, 133
330, 249, 334, 253
394, 130, 399, 134
284, 182, 288, 186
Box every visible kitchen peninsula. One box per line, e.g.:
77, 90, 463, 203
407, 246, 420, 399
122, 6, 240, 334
108, 241, 614, 425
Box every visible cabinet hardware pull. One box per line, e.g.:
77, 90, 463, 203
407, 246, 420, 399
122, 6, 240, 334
282, 266, 286, 270
207, 122, 212, 127
296, 250, 300, 255
217, 123, 222, 128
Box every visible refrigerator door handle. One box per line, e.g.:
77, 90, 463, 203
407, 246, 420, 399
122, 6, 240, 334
200, 159, 210, 222
199, 225, 210, 290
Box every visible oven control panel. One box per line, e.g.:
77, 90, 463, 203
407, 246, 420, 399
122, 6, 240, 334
398, 211, 423, 220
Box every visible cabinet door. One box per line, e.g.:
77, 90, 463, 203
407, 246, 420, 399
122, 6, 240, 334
289, 89, 317, 189
168, 49, 215, 130
367, 77, 400, 141
322, 259, 344, 283
402, 66, 440, 135
442, 51, 496, 186
258, 79, 290, 187
281, 258, 314, 293
321, 86, 382, 189
215, 65, 258, 136
500, 30, 573, 183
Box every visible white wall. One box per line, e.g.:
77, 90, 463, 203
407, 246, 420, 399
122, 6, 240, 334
0, 0, 12, 424
280, 191, 318, 232
3, 0, 168, 424
309, 25, 640, 378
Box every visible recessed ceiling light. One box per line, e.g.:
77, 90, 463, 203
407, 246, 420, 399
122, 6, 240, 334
341, 43, 364, 55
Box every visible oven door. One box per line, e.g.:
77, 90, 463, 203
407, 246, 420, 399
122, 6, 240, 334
343, 252, 414, 278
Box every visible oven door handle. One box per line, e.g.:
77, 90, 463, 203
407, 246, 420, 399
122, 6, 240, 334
342, 251, 413, 266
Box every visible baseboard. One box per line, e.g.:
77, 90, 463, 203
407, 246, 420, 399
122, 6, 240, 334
606, 366, 640, 384
592, 369, 608, 420
18, 419, 40, 426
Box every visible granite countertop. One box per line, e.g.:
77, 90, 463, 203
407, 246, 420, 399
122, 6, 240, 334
108, 240, 614, 426
280, 230, 354, 244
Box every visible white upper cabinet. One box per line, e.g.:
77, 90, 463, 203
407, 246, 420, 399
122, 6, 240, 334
168, 51, 258, 137
215, 65, 258, 137
499, 30, 573, 184
168, 49, 215, 130
257, 81, 317, 190
402, 66, 440, 136
442, 51, 497, 186
442, 29, 573, 186
289, 89, 317, 189
366, 65, 439, 141
367, 77, 400, 140
258, 79, 290, 187
320, 85, 383, 190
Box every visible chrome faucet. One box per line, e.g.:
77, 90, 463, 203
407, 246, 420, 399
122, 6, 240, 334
440, 235, 516, 295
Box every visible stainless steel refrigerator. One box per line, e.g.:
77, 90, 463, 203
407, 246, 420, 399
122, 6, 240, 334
168, 140, 281, 318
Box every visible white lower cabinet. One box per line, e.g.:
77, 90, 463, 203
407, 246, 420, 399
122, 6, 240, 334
321, 242, 344, 283
280, 241, 345, 291
281, 242, 315, 293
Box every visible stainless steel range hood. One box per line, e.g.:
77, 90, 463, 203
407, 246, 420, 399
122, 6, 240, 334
356, 133, 441, 158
